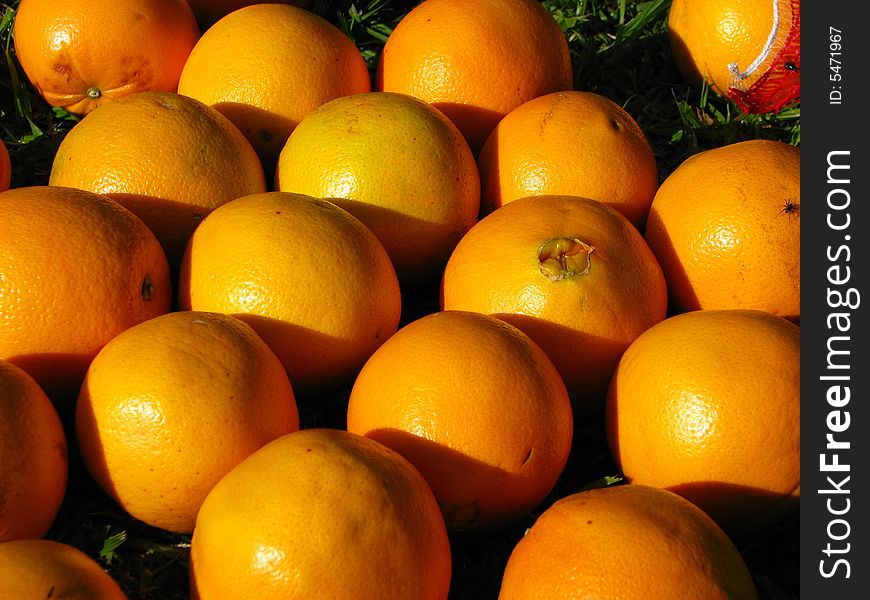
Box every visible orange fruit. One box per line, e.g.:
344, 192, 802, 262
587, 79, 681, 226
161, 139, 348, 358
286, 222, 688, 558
75, 311, 299, 533
12, 0, 199, 115
177, 3, 371, 177
190, 428, 452, 600
276, 91, 480, 286
606, 309, 800, 536
376, 0, 572, 153
668, 0, 800, 113
0, 139, 10, 192
441, 195, 667, 419
179, 191, 401, 396
0, 539, 127, 599
0, 359, 67, 542
187, 0, 313, 27
478, 91, 659, 229
644, 139, 800, 321
0, 186, 171, 403
498, 484, 759, 600
48, 91, 266, 274
347, 310, 573, 532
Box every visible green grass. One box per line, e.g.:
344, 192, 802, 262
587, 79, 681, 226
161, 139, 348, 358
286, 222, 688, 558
1, 1, 799, 598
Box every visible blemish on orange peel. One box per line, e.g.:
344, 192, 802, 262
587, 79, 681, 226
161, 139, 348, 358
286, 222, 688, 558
538, 236, 594, 281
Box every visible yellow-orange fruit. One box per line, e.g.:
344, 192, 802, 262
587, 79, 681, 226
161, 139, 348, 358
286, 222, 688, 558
347, 310, 573, 532
498, 484, 759, 600
76, 311, 299, 533
644, 139, 800, 321
179, 192, 401, 396
0, 186, 171, 403
478, 91, 659, 229
276, 92, 480, 286
190, 428, 451, 599
606, 309, 800, 536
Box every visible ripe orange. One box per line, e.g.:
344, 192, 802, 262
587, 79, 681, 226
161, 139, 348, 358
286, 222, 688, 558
75, 311, 299, 533
478, 91, 659, 229
376, 0, 572, 153
606, 309, 800, 536
0, 359, 67, 542
644, 139, 800, 321
48, 91, 267, 274
187, 0, 313, 27
668, 0, 800, 113
177, 3, 371, 176
190, 428, 452, 599
347, 310, 573, 532
0, 539, 127, 599
276, 91, 480, 286
0, 140, 10, 192
0, 186, 171, 404
441, 195, 667, 419
12, 0, 199, 115
498, 484, 759, 600
179, 192, 401, 396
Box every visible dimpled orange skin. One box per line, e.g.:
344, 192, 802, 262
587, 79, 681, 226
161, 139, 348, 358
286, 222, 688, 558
478, 91, 659, 229
12, 0, 199, 116
441, 195, 667, 420
668, 0, 797, 97
189, 428, 452, 600
48, 91, 267, 274
275, 92, 480, 286
179, 192, 401, 396
0, 360, 67, 543
606, 309, 800, 537
0, 140, 10, 191
347, 310, 573, 532
0, 539, 128, 599
177, 4, 371, 177
75, 311, 299, 534
644, 139, 800, 321
376, 0, 573, 153
498, 484, 759, 600
0, 186, 171, 403
187, 0, 313, 27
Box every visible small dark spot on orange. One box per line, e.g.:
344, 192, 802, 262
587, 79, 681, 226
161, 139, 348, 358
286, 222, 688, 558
141, 275, 154, 301
610, 118, 621, 131
46, 586, 55, 599
275, 210, 282, 215
306, 448, 313, 452
587, 519, 593, 525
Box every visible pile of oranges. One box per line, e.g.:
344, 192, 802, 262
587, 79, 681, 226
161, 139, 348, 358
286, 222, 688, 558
1, 0, 799, 598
